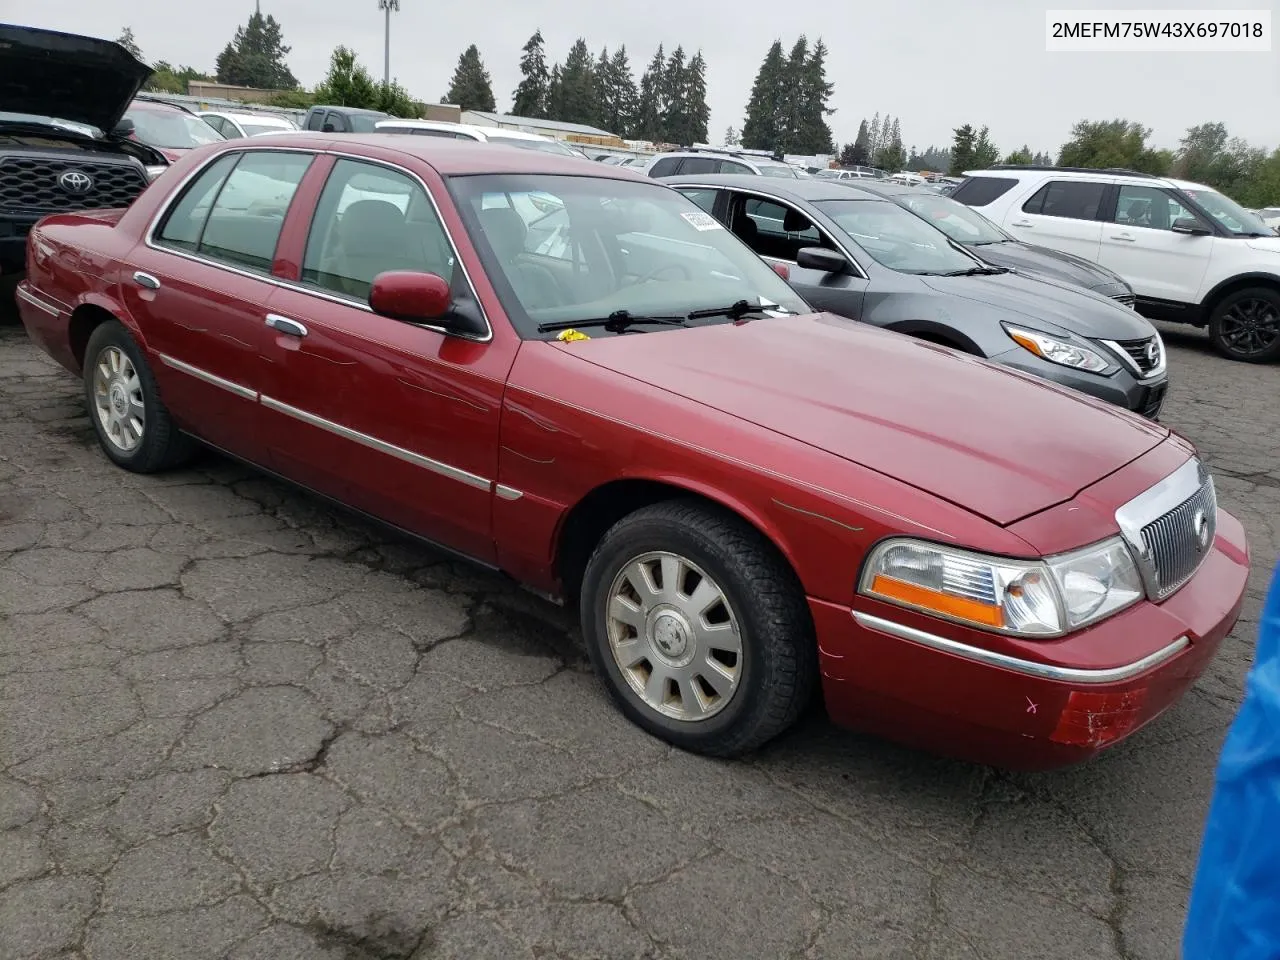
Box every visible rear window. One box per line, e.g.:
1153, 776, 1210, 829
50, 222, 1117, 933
949, 176, 1018, 207
1021, 180, 1106, 220
648, 157, 682, 178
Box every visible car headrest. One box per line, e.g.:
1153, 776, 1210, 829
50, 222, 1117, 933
340, 200, 408, 254
783, 207, 812, 233
478, 206, 528, 261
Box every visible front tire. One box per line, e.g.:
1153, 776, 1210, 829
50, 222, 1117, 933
579, 499, 817, 757
1207, 287, 1280, 363
82, 321, 198, 473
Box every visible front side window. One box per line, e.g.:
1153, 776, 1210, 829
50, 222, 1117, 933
449, 173, 808, 337
756, 163, 800, 179
719, 160, 752, 175
1180, 187, 1270, 235
125, 106, 225, 149
302, 158, 457, 301
812, 198, 980, 274
1112, 185, 1198, 231
677, 188, 719, 214
744, 197, 822, 248
896, 193, 1009, 244
157, 151, 312, 273
1021, 180, 1106, 220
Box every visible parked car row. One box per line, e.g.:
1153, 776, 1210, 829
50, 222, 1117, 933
6, 24, 1253, 773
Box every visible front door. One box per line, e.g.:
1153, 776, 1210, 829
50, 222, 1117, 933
256, 156, 513, 560
1097, 183, 1213, 305
120, 148, 315, 460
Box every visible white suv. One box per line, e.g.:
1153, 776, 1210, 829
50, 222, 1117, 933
951, 166, 1280, 362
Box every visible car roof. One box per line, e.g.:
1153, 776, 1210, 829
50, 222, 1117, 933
211, 132, 650, 178
375, 120, 552, 143
661, 172, 893, 202
310, 105, 388, 116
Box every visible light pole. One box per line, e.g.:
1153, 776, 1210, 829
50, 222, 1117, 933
377, 0, 399, 87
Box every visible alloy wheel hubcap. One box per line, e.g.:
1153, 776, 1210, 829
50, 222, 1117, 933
605, 551, 743, 722
1221, 299, 1280, 355
92, 346, 146, 453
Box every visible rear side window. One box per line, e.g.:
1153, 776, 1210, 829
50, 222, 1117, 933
949, 176, 1018, 206
156, 153, 240, 250
647, 157, 682, 178
158, 151, 313, 273
678, 157, 717, 175
1021, 180, 1106, 220
718, 160, 753, 175
305, 110, 324, 131
677, 188, 719, 213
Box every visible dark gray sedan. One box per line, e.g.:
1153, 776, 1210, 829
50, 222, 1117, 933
845, 179, 1137, 305
666, 174, 1168, 418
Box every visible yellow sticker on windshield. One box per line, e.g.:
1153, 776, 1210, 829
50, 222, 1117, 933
556, 329, 591, 342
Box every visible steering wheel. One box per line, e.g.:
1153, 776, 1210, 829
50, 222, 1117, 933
633, 262, 692, 284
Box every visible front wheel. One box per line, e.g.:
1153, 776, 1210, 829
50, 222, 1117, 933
579, 500, 818, 757
82, 320, 198, 473
1207, 287, 1280, 363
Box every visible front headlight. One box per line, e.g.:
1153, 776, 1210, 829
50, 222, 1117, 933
1004, 324, 1111, 373
144, 165, 168, 181
858, 537, 1144, 637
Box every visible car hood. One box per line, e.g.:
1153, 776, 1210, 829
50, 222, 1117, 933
969, 240, 1129, 294
917, 270, 1154, 341
561, 314, 1168, 526
1244, 235, 1280, 253
0, 24, 153, 134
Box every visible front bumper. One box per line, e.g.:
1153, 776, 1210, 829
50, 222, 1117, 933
986, 345, 1167, 419
811, 508, 1249, 770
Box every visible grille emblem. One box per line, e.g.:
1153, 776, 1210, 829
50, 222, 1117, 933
1145, 341, 1159, 365
1192, 508, 1211, 553
57, 170, 93, 195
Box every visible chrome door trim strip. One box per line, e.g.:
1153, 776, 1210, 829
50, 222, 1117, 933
258, 393, 492, 491
14, 285, 62, 316
158, 353, 259, 400
494, 484, 524, 501
852, 610, 1190, 684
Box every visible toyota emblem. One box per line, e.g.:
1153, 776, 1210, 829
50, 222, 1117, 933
57, 170, 93, 195
1192, 508, 1210, 553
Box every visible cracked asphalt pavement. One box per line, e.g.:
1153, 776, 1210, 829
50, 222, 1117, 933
1, 318, 1277, 960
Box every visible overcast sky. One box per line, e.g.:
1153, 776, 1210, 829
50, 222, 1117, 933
15, 0, 1279, 154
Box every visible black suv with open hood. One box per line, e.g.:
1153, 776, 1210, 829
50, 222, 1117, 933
0, 24, 168, 278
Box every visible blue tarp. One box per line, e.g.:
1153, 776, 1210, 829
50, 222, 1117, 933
1183, 557, 1280, 959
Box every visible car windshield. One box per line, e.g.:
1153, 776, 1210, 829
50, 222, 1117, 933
812, 198, 981, 274
894, 192, 1010, 244
756, 163, 800, 178
449, 173, 809, 337
125, 107, 225, 148
1181, 186, 1271, 235
487, 135, 579, 157
0, 111, 101, 137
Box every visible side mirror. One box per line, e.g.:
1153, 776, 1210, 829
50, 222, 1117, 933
369, 271, 486, 337
1171, 217, 1211, 236
796, 246, 848, 274
111, 118, 135, 137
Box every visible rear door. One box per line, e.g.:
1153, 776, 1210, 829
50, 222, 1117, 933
1003, 178, 1112, 261
120, 148, 315, 461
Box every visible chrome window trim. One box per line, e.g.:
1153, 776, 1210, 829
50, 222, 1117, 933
259, 393, 491, 491
142, 144, 493, 344
1099, 329, 1167, 381
159, 353, 259, 400
853, 611, 1190, 684
667, 181, 871, 281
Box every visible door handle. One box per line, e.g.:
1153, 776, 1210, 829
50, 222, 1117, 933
265, 314, 308, 338
1110, 232, 1136, 241
1009, 219, 1032, 228
132, 271, 160, 290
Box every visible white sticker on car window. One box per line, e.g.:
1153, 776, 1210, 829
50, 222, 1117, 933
680, 211, 723, 231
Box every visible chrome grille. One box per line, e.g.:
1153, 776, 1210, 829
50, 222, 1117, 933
1140, 478, 1216, 598
1112, 335, 1163, 377
0, 156, 148, 214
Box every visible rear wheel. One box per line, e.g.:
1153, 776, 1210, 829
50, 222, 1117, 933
83, 321, 198, 473
579, 500, 817, 757
1207, 287, 1280, 363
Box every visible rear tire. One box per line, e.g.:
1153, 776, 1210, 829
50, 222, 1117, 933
579, 499, 817, 757
82, 321, 198, 473
1207, 287, 1280, 363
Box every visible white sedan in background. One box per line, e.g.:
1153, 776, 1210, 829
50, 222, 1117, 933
197, 110, 299, 139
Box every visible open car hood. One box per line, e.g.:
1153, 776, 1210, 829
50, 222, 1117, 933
0, 24, 153, 134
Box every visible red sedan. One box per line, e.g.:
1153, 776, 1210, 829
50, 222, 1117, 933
15, 134, 1250, 769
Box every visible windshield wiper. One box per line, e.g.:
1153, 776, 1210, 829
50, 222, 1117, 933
687, 299, 789, 320
537, 310, 690, 334
942, 266, 1009, 276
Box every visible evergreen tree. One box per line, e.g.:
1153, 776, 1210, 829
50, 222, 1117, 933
868, 113, 882, 159
609, 47, 639, 137
949, 124, 976, 175
875, 116, 905, 171
558, 39, 597, 126
778, 36, 808, 153
843, 119, 870, 165
636, 45, 666, 142
546, 64, 565, 121
685, 52, 710, 144
215, 9, 297, 89
725, 125, 740, 146
661, 46, 688, 144
740, 40, 785, 151
116, 27, 143, 60
312, 46, 379, 108
1003, 144, 1033, 164
443, 44, 496, 112
512, 30, 550, 118
973, 125, 1000, 167
795, 38, 835, 153
596, 47, 616, 133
